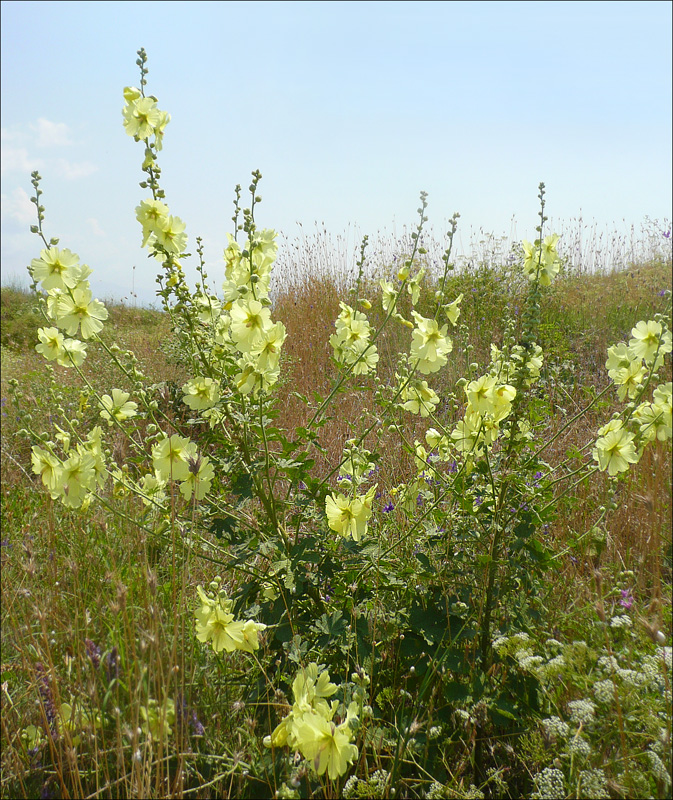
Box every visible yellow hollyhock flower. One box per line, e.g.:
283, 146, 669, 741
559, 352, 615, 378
400, 379, 440, 417
652, 382, 672, 439
410, 312, 452, 374
123, 95, 162, 140
182, 377, 220, 411
152, 434, 193, 482
466, 375, 497, 415
35, 327, 65, 361
380, 279, 397, 312
325, 486, 376, 542
139, 697, 175, 739
135, 198, 170, 247
444, 293, 463, 326
30, 247, 80, 292
593, 420, 639, 476
629, 320, 672, 364
56, 338, 87, 368
31, 446, 62, 496
230, 298, 272, 352
56, 451, 97, 508
179, 455, 215, 502
613, 360, 646, 401
139, 473, 167, 507
294, 712, 359, 780
250, 321, 287, 372
195, 589, 266, 653
451, 415, 483, 457
492, 383, 516, 421
99, 388, 138, 425
154, 214, 187, 255
55, 286, 108, 339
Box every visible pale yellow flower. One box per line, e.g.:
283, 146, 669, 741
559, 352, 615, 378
410, 312, 452, 374
153, 214, 187, 255
325, 485, 376, 541
31, 446, 62, 495
35, 327, 65, 361
55, 286, 108, 339
380, 279, 397, 313
230, 298, 272, 352
250, 321, 287, 371
135, 198, 170, 247
593, 420, 639, 476
152, 434, 193, 481
179, 455, 215, 502
195, 590, 266, 653
294, 712, 359, 780
400, 379, 440, 417
629, 320, 672, 364
444, 293, 463, 325
123, 94, 162, 140
56, 338, 87, 367
466, 375, 497, 415
99, 389, 138, 425
56, 451, 97, 508
182, 377, 220, 411
30, 247, 80, 292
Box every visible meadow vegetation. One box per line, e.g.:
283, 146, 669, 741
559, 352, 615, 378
1, 50, 671, 800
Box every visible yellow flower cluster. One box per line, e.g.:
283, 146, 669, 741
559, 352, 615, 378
325, 484, 377, 542
400, 377, 440, 417
31, 426, 106, 509
451, 375, 516, 458
195, 583, 266, 654
264, 663, 359, 780
330, 302, 379, 375
410, 311, 453, 374
211, 230, 287, 396
592, 419, 639, 476
122, 86, 170, 148
606, 321, 672, 401
152, 433, 215, 501
522, 234, 561, 286
593, 320, 671, 476
31, 247, 109, 368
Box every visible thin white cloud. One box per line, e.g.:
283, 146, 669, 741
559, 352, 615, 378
1, 146, 41, 176
87, 217, 106, 237
32, 118, 73, 147
1, 127, 21, 142
0, 187, 35, 225
53, 158, 98, 180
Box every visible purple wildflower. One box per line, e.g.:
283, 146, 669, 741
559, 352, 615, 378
35, 663, 57, 738
104, 647, 119, 682
383, 501, 394, 513
619, 589, 634, 610
85, 639, 101, 669
190, 709, 205, 736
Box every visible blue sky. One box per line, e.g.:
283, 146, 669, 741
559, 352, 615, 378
1, 0, 671, 304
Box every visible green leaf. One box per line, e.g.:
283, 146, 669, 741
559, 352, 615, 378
414, 552, 435, 574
